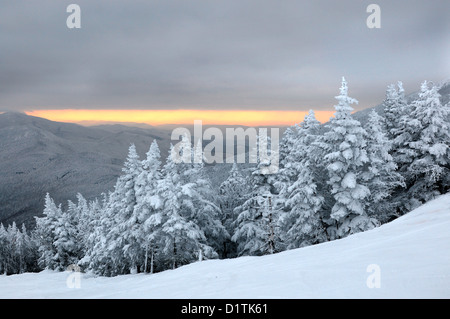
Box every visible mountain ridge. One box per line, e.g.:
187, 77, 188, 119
0, 112, 173, 227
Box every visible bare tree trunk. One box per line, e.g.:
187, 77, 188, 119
173, 240, 177, 270
144, 243, 149, 273
268, 196, 275, 254
150, 247, 154, 274
223, 241, 227, 259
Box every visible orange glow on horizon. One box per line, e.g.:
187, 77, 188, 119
25, 109, 335, 126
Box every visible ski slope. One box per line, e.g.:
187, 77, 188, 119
1, 194, 449, 299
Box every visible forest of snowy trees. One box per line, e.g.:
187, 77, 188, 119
1, 78, 449, 276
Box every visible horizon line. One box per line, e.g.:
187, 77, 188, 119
24, 109, 336, 126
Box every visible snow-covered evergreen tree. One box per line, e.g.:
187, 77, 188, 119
84, 144, 144, 276
278, 124, 300, 174
21, 224, 39, 273
34, 193, 63, 270
219, 163, 248, 229
275, 125, 300, 197
232, 186, 279, 256
9, 223, 21, 272
107, 144, 144, 274
399, 81, 450, 206
135, 140, 162, 273
278, 110, 324, 192
232, 139, 280, 256
186, 144, 229, 259
276, 110, 328, 248
319, 77, 373, 239
15, 224, 27, 273
157, 144, 208, 269
276, 110, 324, 192
281, 160, 325, 249
0, 224, 8, 274
80, 193, 114, 276
218, 163, 249, 257
51, 200, 81, 270
4, 223, 19, 274
383, 81, 409, 140
363, 110, 405, 222
1, 223, 18, 274
73, 193, 91, 254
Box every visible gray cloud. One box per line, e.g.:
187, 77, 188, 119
0, 0, 448, 112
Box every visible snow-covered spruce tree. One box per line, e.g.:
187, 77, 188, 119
397, 81, 450, 207
383, 81, 409, 140
2, 223, 20, 274
278, 110, 327, 248
232, 179, 280, 256
0, 223, 22, 274
281, 160, 325, 249
20, 224, 39, 273
273, 124, 296, 192
276, 110, 329, 208
232, 137, 281, 256
188, 142, 229, 259
14, 224, 27, 274
80, 193, 114, 276
218, 163, 249, 258
166, 137, 226, 261
219, 163, 248, 230
85, 144, 143, 276
7, 223, 20, 273
302, 110, 334, 227
105, 144, 144, 275
49, 194, 89, 271
34, 195, 83, 272
175, 140, 227, 260
275, 116, 323, 202
51, 200, 83, 270
34, 193, 63, 270
363, 110, 405, 222
276, 110, 324, 198
157, 144, 209, 270
320, 77, 374, 239
76, 194, 110, 274
275, 126, 298, 198
73, 193, 91, 255
134, 140, 163, 273
0, 224, 8, 274
78, 193, 107, 273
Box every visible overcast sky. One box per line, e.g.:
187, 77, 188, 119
0, 0, 449, 112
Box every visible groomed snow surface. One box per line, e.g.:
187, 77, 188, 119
1, 194, 450, 299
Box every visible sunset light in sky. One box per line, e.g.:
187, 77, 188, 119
26, 109, 335, 126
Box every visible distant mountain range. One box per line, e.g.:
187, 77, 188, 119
0, 80, 448, 227
0, 113, 173, 227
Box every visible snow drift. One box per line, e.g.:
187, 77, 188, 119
1, 194, 449, 298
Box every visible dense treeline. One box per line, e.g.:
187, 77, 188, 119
0, 223, 39, 275
1, 78, 448, 276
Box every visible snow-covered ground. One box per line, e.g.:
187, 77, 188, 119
1, 194, 449, 299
